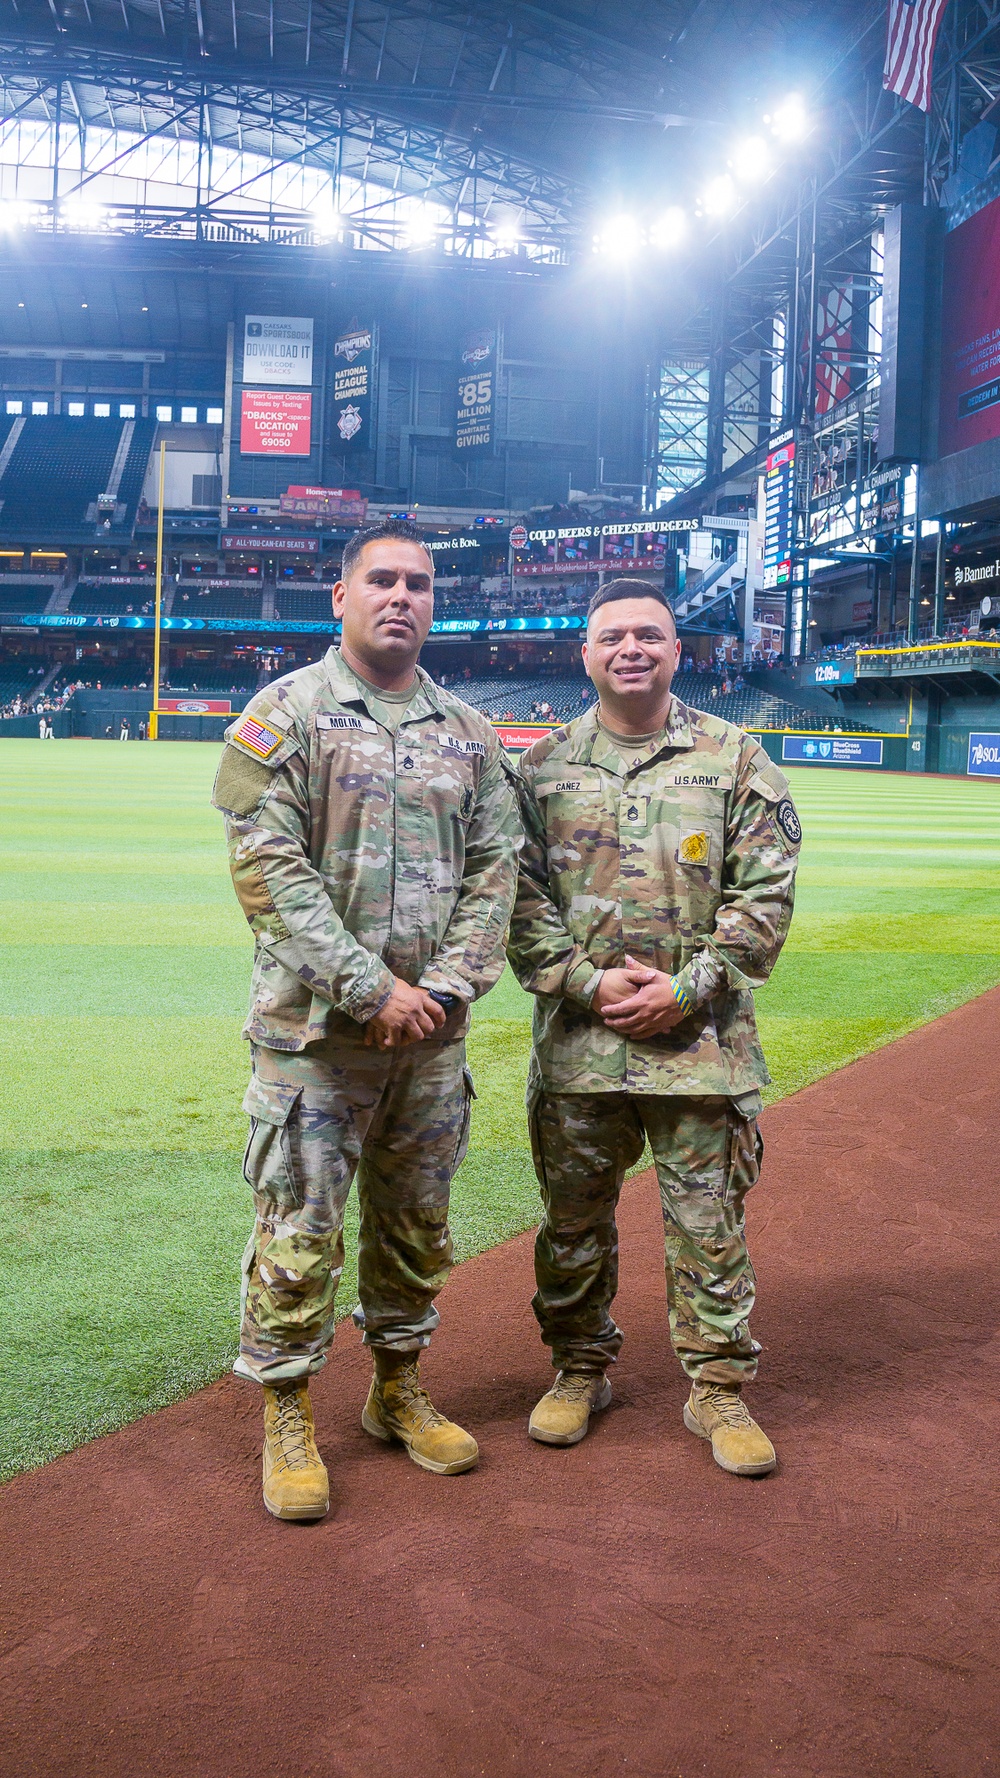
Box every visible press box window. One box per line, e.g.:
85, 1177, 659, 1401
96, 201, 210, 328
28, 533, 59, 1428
156, 405, 172, 422
119, 403, 136, 419
94, 402, 111, 417
5, 399, 23, 415
31, 401, 48, 415
181, 406, 198, 424
206, 406, 223, 424
67, 402, 85, 417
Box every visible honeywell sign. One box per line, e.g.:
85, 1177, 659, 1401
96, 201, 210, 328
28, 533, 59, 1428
240, 391, 312, 456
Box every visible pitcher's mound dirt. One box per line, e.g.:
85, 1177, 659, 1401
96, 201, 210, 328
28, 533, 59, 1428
3, 990, 1000, 1778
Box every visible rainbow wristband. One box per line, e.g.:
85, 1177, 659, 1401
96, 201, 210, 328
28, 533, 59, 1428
670, 976, 692, 1018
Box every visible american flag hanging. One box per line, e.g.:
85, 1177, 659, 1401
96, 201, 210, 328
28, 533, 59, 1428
883, 0, 949, 113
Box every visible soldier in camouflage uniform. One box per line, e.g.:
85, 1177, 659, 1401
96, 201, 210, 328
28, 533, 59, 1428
212, 518, 520, 1520
508, 579, 800, 1476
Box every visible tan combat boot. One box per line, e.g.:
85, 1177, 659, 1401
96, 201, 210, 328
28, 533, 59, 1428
528, 1370, 612, 1446
362, 1356, 479, 1475
261, 1380, 330, 1520
683, 1382, 776, 1476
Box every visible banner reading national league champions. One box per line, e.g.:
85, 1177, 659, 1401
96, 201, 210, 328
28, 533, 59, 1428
333, 324, 377, 450
455, 328, 499, 454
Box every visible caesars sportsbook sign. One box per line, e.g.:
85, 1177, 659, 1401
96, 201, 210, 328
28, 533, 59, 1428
241, 316, 315, 456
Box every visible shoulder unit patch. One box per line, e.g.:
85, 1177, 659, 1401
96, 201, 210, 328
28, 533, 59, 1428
775, 798, 802, 845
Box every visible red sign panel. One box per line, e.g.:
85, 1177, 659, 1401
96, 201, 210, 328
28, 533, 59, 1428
492, 722, 559, 752
158, 698, 232, 715
240, 390, 312, 456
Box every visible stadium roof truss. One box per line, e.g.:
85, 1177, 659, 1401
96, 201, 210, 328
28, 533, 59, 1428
0, 0, 710, 253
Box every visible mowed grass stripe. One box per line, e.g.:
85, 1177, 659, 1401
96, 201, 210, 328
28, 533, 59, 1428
2, 741, 999, 1481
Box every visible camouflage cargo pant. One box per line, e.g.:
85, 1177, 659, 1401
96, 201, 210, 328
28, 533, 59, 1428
528, 1087, 764, 1385
234, 1036, 475, 1385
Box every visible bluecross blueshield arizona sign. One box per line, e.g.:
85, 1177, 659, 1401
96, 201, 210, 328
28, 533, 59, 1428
782, 735, 884, 765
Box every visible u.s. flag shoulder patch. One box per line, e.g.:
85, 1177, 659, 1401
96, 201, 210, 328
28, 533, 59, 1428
233, 713, 283, 759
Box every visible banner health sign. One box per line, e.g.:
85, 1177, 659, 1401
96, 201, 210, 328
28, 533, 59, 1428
456, 329, 499, 454
333, 325, 377, 449
783, 735, 884, 765
967, 732, 1000, 776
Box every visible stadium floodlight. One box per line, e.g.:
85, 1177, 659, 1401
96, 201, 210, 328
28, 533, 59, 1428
593, 214, 641, 257
648, 207, 687, 250
700, 175, 737, 217
1, 201, 35, 231
403, 204, 439, 249
62, 200, 106, 232
492, 221, 521, 253
731, 137, 772, 182
310, 208, 342, 242
767, 94, 810, 142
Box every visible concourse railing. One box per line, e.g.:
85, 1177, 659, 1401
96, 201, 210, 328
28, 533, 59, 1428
856, 638, 1000, 677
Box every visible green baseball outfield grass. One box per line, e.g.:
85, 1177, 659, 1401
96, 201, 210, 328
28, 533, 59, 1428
3, 738, 1000, 1482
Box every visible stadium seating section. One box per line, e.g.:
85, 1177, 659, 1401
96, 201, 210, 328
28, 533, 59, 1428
0, 416, 156, 535
173, 588, 265, 619
273, 589, 336, 621
70, 586, 156, 616
446, 670, 870, 734
0, 583, 55, 614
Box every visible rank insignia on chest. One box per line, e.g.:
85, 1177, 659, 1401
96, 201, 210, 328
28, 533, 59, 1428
678, 829, 710, 865
620, 793, 648, 830
233, 714, 283, 759
400, 754, 416, 771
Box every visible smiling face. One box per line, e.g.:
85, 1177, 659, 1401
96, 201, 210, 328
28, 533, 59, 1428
332, 537, 435, 686
582, 596, 681, 730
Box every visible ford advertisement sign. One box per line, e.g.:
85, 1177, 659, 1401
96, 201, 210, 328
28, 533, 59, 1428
782, 735, 884, 765
967, 732, 1000, 776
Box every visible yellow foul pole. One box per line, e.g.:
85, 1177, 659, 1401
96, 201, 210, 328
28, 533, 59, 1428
150, 438, 166, 740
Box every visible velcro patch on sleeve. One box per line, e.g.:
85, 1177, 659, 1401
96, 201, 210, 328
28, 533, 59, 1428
233, 714, 284, 759
775, 798, 802, 845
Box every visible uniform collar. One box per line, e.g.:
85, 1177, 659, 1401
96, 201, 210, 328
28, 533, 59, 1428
323, 646, 447, 722
566, 696, 695, 770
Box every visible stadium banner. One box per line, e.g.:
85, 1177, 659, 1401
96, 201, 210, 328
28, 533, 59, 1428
243, 316, 314, 386
782, 735, 884, 765
0, 610, 579, 638
279, 486, 368, 521
221, 532, 319, 552
240, 391, 312, 456
939, 194, 1000, 457
456, 328, 500, 454
763, 430, 795, 591
492, 722, 559, 752
157, 698, 232, 715
967, 732, 1000, 776
513, 562, 602, 579
332, 324, 377, 450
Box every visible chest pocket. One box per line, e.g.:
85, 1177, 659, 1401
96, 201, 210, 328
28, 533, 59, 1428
645, 771, 732, 874
535, 774, 610, 861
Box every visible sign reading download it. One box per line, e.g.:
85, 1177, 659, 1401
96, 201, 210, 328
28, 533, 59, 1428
967, 732, 1000, 776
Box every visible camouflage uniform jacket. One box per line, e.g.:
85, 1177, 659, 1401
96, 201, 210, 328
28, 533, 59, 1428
212, 647, 521, 1052
508, 697, 800, 1095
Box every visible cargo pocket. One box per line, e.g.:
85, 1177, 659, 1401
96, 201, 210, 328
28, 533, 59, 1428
725, 1091, 763, 1210
453, 1065, 477, 1173
241, 1075, 303, 1210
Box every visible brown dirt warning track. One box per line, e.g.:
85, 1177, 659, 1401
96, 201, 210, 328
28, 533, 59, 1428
3, 990, 1000, 1778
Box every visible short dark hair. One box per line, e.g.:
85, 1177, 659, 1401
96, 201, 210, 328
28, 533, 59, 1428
340, 517, 433, 582
587, 577, 676, 625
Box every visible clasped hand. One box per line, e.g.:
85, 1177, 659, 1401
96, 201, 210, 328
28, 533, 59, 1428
364, 978, 447, 1048
593, 954, 687, 1039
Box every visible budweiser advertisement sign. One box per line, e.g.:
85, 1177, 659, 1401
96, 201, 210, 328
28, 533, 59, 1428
492, 721, 558, 752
